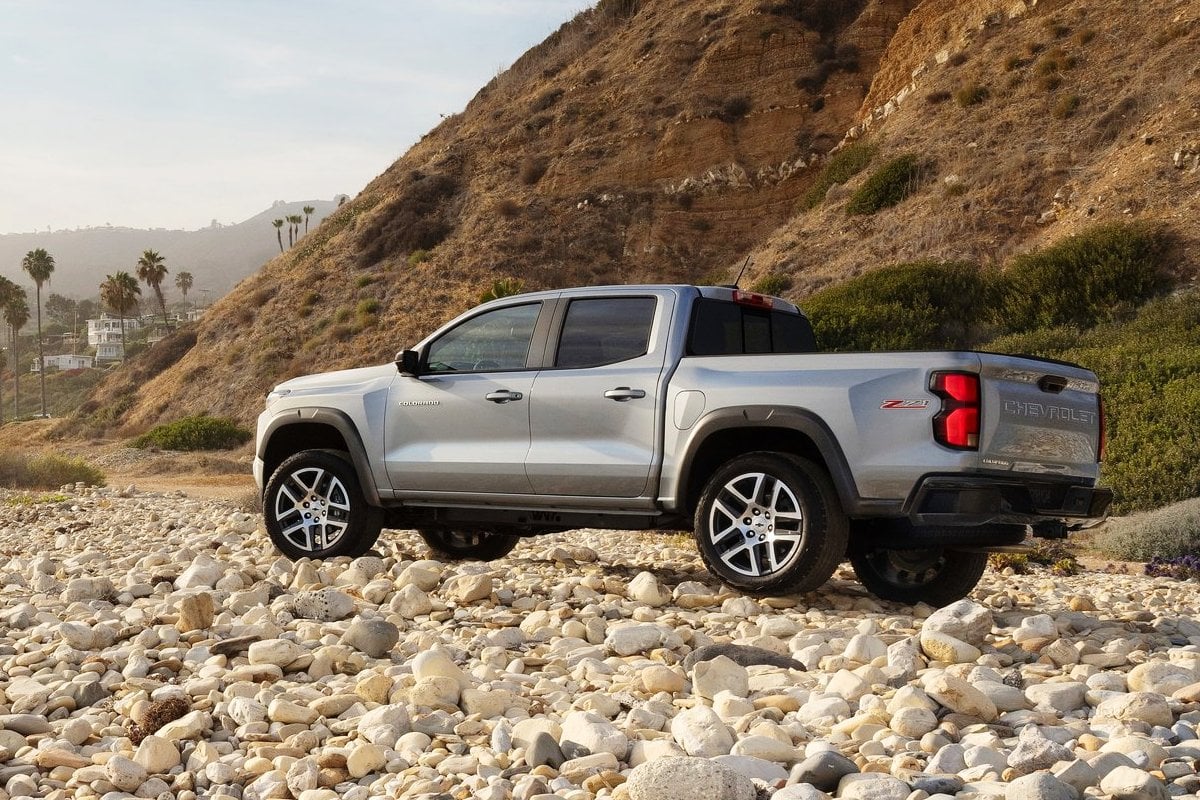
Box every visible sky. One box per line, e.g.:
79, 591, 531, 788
0, 0, 586, 235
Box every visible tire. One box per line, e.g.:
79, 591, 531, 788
848, 545, 988, 606
693, 452, 848, 595
264, 450, 383, 560
419, 529, 520, 561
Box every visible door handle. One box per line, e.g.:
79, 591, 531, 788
604, 387, 646, 401
485, 390, 524, 403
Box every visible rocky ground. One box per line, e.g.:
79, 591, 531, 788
1, 485, 1198, 800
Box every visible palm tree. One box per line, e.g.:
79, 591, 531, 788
22, 248, 55, 418
175, 271, 194, 304
288, 214, 303, 247
2, 285, 29, 418
303, 205, 315, 235
272, 219, 284, 253
100, 272, 141, 360
136, 249, 171, 330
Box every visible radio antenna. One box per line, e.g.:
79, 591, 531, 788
732, 254, 752, 289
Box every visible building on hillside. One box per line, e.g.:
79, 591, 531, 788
87, 314, 142, 347
31, 354, 95, 373
95, 342, 124, 362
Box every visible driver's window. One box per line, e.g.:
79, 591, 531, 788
425, 303, 541, 373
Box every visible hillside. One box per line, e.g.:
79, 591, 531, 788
64, 0, 1199, 437
0, 199, 339, 300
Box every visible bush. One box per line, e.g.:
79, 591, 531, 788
0, 452, 106, 489
998, 222, 1171, 332
132, 415, 252, 451
408, 249, 431, 267
480, 278, 526, 303
1145, 555, 1200, 581
749, 274, 793, 296
801, 141, 877, 209
845, 154, 925, 215
356, 299, 381, 316
720, 95, 752, 123
1053, 93, 1080, 119
520, 156, 549, 185
1091, 498, 1200, 561
802, 260, 996, 351
955, 84, 989, 107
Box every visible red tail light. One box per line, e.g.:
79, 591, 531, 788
931, 371, 980, 450
1097, 394, 1106, 462
732, 290, 774, 309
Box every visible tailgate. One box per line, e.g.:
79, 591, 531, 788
978, 354, 1102, 479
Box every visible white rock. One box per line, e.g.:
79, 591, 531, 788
920, 630, 982, 664
176, 556, 225, 589
346, 742, 387, 778
392, 583, 433, 618
443, 572, 493, 603
1005, 772, 1077, 800
105, 755, 148, 792
134, 734, 181, 773
1098, 765, 1170, 800
730, 734, 798, 763
561, 711, 629, 759
1094, 692, 1174, 728
925, 674, 998, 720
291, 588, 356, 621
890, 706, 938, 737
838, 774, 912, 800
248, 638, 306, 667
606, 623, 668, 655
844, 634, 887, 664
412, 648, 469, 687
629, 571, 671, 606
1127, 661, 1195, 695
643, 664, 686, 694
268, 697, 319, 724
693, 655, 750, 699
924, 600, 993, 646
671, 704, 734, 757
625, 756, 755, 800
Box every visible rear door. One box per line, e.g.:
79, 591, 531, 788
978, 354, 1103, 477
525, 293, 672, 498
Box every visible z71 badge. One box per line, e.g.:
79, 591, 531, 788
880, 399, 930, 410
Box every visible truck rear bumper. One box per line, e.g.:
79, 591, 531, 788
905, 474, 1113, 527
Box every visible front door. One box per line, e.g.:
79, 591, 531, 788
384, 301, 543, 494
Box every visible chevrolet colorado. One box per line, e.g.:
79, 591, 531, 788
255, 285, 1110, 604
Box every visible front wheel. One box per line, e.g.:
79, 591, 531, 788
848, 545, 988, 605
693, 453, 848, 595
264, 450, 383, 560
419, 529, 520, 561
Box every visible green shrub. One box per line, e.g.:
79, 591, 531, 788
1053, 94, 1080, 119
955, 84, 988, 107
0, 452, 106, 489
749, 274, 793, 296
356, 299, 381, 316
480, 278, 526, 303
407, 249, 431, 267
132, 415, 252, 451
356, 275, 375, 288
1091, 498, 1200, 561
802, 260, 996, 351
998, 222, 1171, 332
846, 154, 925, 215
801, 141, 877, 210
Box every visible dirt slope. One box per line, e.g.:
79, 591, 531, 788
63, 0, 1200, 437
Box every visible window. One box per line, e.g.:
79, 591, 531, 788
555, 297, 657, 369
687, 298, 818, 356
425, 303, 541, 373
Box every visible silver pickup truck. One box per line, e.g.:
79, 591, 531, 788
254, 285, 1110, 604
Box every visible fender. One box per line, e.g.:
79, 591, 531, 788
259, 407, 384, 506
672, 405, 890, 516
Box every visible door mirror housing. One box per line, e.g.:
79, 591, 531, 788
396, 349, 421, 376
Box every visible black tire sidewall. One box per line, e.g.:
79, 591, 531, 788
419, 529, 520, 561
264, 450, 382, 560
693, 452, 847, 595
849, 546, 988, 605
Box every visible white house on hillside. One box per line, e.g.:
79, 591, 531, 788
32, 354, 95, 372
87, 314, 142, 347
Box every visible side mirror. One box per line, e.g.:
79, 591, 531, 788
395, 349, 421, 376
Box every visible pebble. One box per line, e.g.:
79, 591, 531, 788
1, 486, 1199, 800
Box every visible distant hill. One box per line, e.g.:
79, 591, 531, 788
0, 199, 341, 301
65, 0, 1200, 437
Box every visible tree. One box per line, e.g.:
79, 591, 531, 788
287, 214, 303, 248
1, 282, 30, 418
136, 249, 170, 330
44, 293, 76, 326
272, 219, 284, 253
100, 272, 141, 359
22, 247, 55, 417
175, 270, 194, 303
303, 205, 315, 235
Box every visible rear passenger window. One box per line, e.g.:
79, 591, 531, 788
555, 297, 657, 369
687, 298, 817, 355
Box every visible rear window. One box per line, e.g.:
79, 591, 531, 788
687, 298, 818, 356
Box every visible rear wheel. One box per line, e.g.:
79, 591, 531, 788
419, 528, 520, 561
693, 453, 847, 595
848, 545, 988, 605
264, 450, 383, 560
